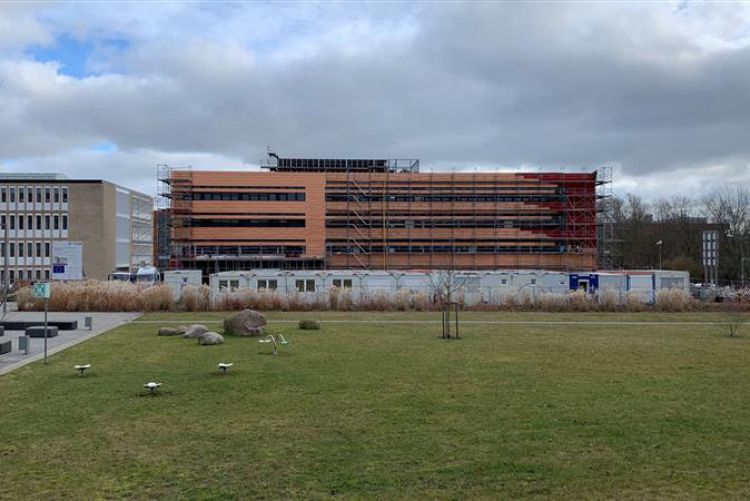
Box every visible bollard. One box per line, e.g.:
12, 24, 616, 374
18, 335, 30, 355
85, 316, 93, 331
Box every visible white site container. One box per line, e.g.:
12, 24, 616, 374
163, 270, 203, 298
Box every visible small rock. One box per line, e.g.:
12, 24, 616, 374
198, 332, 224, 345
223, 309, 267, 337
183, 324, 209, 338
158, 327, 181, 336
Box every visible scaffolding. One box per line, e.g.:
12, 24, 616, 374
596, 166, 618, 269
158, 153, 603, 274
130, 192, 154, 268
157, 164, 194, 270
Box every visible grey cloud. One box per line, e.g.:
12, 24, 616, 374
0, 2, 749, 198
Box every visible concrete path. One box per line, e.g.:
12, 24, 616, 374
132, 319, 749, 326
0, 311, 141, 376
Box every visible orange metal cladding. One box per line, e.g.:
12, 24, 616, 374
324, 171, 598, 270
171, 170, 326, 258
169, 169, 597, 271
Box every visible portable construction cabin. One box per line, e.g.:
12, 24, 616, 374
163, 270, 203, 299
653, 270, 690, 294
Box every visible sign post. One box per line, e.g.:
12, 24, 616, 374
33, 283, 51, 364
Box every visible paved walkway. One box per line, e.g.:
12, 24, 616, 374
132, 319, 749, 326
0, 311, 141, 376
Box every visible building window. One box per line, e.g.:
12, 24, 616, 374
27, 215, 32, 229
62, 215, 68, 230
0, 243, 4, 257
1, 187, 6, 203
18, 216, 23, 230
45, 215, 50, 230
27, 242, 32, 257
45, 242, 50, 257
9, 187, 15, 203
36, 242, 41, 257
257, 279, 278, 291
36, 187, 41, 203
9, 243, 14, 257
19, 188, 24, 203
35, 269, 41, 280
530, 278, 537, 285
62, 187, 68, 203
53, 215, 59, 230
9, 216, 15, 230
218, 279, 240, 291
27, 188, 32, 202
18, 269, 23, 280
18, 243, 23, 257
44, 269, 49, 280
36, 215, 41, 229
54, 187, 60, 203
1, 215, 5, 229
45, 187, 50, 203
295, 279, 316, 293
9, 270, 14, 282
332, 279, 353, 289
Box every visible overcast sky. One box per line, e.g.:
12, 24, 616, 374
0, 1, 749, 201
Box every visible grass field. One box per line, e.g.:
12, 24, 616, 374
1, 312, 749, 499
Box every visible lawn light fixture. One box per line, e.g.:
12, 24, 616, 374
259, 333, 289, 355
144, 381, 162, 394
218, 362, 233, 374
74, 364, 91, 376
259, 335, 278, 355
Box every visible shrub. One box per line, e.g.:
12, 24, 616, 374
298, 319, 320, 330
180, 285, 211, 311
654, 288, 693, 312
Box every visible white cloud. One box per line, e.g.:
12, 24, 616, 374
0, 1, 748, 201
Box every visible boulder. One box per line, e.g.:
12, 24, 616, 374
158, 327, 181, 336
177, 325, 189, 334
198, 332, 224, 345
183, 324, 209, 339
223, 309, 267, 337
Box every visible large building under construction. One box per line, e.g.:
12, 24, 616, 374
157, 155, 605, 275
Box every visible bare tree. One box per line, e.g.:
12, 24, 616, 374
703, 185, 750, 283
428, 270, 464, 339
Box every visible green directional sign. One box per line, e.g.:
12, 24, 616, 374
32, 282, 51, 299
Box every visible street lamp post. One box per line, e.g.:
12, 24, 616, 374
656, 240, 663, 270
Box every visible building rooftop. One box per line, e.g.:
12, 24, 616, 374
0, 173, 69, 180
260, 153, 420, 173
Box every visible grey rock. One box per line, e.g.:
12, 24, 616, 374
177, 325, 189, 334
158, 327, 181, 336
223, 309, 267, 337
198, 332, 224, 345
183, 324, 209, 339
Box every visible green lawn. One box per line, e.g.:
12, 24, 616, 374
1, 312, 748, 499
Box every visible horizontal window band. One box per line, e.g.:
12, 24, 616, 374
190, 219, 305, 228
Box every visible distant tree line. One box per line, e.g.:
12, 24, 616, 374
602, 185, 749, 285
